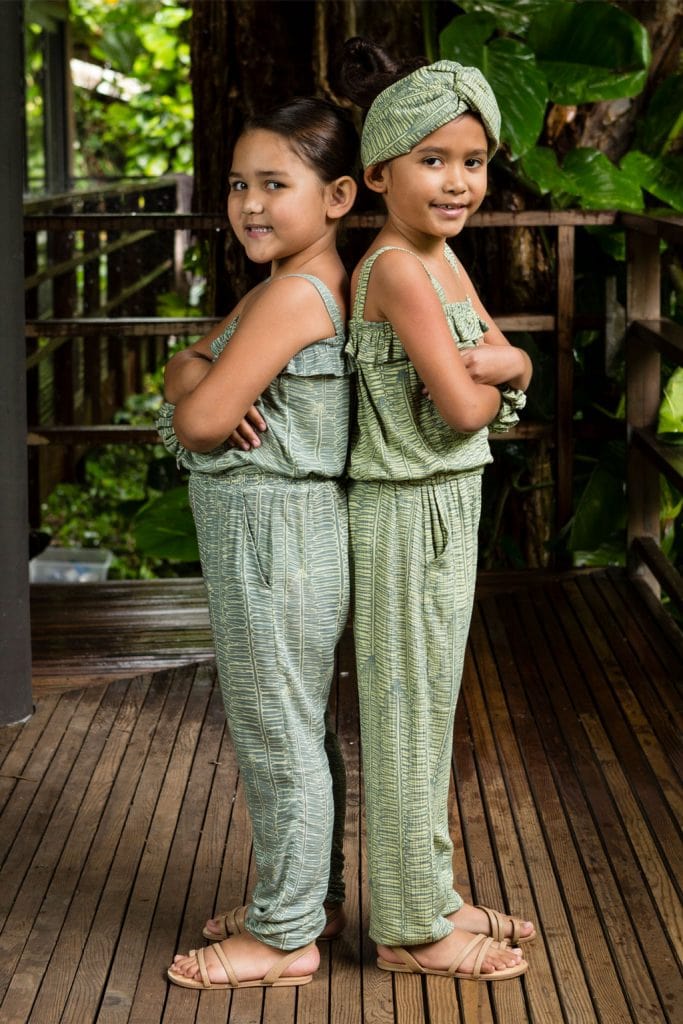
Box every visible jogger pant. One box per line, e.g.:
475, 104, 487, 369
190, 471, 349, 949
349, 472, 481, 946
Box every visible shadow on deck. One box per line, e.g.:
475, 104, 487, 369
1, 569, 681, 1023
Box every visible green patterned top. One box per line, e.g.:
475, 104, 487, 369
157, 274, 350, 479
345, 246, 525, 482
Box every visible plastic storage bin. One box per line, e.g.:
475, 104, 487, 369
29, 547, 113, 583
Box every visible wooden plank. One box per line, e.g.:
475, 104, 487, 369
555, 224, 575, 548
526, 584, 680, 1021
462, 613, 568, 1023
97, 665, 220, 1023
602, 572, 683, 725
620, 213, 683, 246
25, 316, 218, 338
631, 431, 683, 496
24, 669, 184, 1023
57, 668, 213, 1023
559, 579, 682, 869
0, 677, 151, 1022
629, 318, 683, 364
578, 575, 682, 821
0, 694, 60, 806
504, 589, 669, 1023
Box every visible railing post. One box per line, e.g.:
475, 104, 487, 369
0, 0, 33, 724
556, 225, 575, 566
625, 226, 661, 596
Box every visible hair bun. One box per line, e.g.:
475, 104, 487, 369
336, 37, 423, 110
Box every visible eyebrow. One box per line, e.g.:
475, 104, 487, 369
228, 168, 293, 178
414, 145, 487, 158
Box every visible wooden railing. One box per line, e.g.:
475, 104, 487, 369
24, 198, 682, 586
624, 213, 683, 612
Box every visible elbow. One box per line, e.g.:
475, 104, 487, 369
173, 409, 223, 453
439, 404, 490, 433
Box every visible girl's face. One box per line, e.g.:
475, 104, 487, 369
367, 114, 489, 243
227, 129, 331, 265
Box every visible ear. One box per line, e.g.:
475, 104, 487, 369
325, 175, 357, 220
363, 163, 389, 194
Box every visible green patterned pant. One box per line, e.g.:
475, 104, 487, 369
348, 472, 482, 946
189, 472, 349, 950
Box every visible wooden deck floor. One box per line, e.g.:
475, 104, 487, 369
2, 570, 681, 1023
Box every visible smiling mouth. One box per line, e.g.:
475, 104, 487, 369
432, 203, 466, 211
245, 225, 272, 234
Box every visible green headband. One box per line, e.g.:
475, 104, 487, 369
360, 59, 500, 168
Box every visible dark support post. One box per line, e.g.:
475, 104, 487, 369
626, 228, 661, 596
556, 225, 575, 566
0, 1, 33, 724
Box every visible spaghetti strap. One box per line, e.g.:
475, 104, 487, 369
352, 246, 448, 321
279, 273, 345, 341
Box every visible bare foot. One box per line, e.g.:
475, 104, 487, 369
378, 928, 524, 977
448, 904, 535, 944
168, 932, 319, 986
203, 902, 345, 941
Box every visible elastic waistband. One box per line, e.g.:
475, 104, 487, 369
191, 470, 342, 488
348, 469, 483, 487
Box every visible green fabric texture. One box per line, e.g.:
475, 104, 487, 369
360, 59, 501, 168
345, 245, 524, 483
347, 246, 521, 944
157, 275, 350, 949
157, 274, 350, 479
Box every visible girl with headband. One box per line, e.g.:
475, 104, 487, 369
339, 38, 534, 981
158, 98, 357, 990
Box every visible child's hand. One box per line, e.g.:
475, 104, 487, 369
461, 342, 522, 387
227, 404, 267, 451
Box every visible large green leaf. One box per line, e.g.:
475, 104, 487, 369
569, 442, 626, 552
562, 148, 643, 212
527, 1, 650, 103
133, 486, 199, 561
519, 146, 643, 211
620, 151, 683, 212
440, 16, 547, 158
454, 0, 561, 35
658, 368, 683, 444
634, 74, 683, 156
518, 146, 579, 198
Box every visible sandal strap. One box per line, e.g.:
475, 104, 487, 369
389, 946, 425, 972
210, 941, 239, 986
224, 905, 248, 934
262, 942, 315, 984
194, 947, 211, 988
448, 933, 493, 979
476, 904, 520, 944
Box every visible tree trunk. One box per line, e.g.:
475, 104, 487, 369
190, 0, 423, 312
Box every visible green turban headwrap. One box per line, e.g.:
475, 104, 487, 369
360, 60, 500, 168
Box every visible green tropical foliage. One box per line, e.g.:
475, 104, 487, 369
440, 0, 683, 213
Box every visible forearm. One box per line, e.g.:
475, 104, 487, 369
433, 380, 502, 433
163, 349, 213, 404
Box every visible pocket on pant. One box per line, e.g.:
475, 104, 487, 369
242, 502, 272, 590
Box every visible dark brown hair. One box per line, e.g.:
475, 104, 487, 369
244, 97, 358, 183
335, 37, 427, 110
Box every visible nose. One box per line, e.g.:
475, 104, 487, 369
242, 191, 264, 214
442, 165, 466, 194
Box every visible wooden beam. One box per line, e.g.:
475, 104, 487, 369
0, 0, 33, 724
626, 227, 662, 595
630, 536, 683, 616
556, 225, 575, 559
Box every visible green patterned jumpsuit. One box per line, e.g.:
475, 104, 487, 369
157, 275, 350, 951
346, 246, 524, 947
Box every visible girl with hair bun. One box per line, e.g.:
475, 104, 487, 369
158, 97, 357, 990
339, 37, 535, 982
